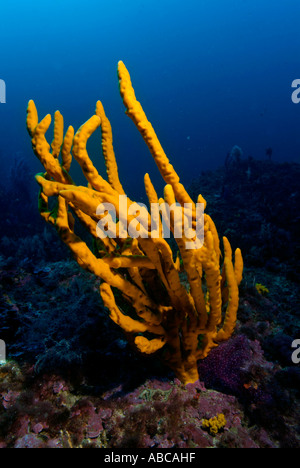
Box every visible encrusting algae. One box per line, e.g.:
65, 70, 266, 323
26, 61, 243, 385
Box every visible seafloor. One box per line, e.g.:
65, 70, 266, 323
0, 156, 299, 448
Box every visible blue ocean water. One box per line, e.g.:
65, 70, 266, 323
1, 2, 300, 449
0, 0, 300, 200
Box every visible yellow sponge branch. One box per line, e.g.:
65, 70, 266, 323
95, 100, 125, 195
61, 125, 74, 172
51, 110, 64, 158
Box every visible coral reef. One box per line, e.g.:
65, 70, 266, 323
0, 360, 279, 448
26, 62, 243, 384
0, 59, 298, 449
0, 157, 299, 447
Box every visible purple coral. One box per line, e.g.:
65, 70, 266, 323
197, 335, 252, 395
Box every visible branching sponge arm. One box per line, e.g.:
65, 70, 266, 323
118, 61, 194, 208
